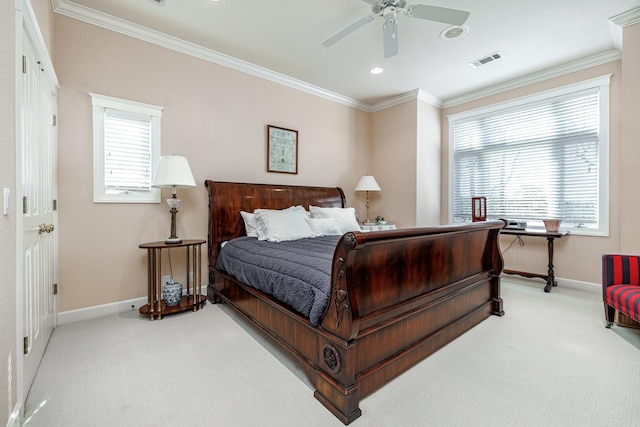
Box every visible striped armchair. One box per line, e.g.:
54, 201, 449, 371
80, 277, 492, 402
602, 254, 640, 327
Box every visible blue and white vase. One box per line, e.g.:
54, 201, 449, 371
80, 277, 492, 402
162, 281, 183, 307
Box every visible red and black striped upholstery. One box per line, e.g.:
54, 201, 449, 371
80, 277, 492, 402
602, 254, 640, 326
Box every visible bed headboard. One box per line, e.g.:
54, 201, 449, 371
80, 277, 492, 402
204, 180, 346, 266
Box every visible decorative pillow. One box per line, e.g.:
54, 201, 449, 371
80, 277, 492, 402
286, 205, 310, 216
306, 217, 343, 236
254, 209, 314, 242
241, 206, 309, 238
255, 205, 309, 216
240, 211, 259, 237
309, 206, 361, 233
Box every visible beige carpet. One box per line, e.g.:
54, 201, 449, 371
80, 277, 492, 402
22, 280, 640, 427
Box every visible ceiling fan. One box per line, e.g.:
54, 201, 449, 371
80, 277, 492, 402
322, 0, 470, 58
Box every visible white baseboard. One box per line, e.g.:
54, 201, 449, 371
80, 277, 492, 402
503, 275, 600, 294
556, 277, 600, 294
57, 286, 209, 325
6, 402, 21, 427
57, 278, 598, 325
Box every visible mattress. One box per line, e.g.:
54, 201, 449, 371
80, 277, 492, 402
215, 235, 341, 325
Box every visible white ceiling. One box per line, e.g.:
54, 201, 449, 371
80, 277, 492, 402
52, 0, 640, 108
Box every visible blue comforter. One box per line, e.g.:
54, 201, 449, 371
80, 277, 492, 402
215, 235, 341, 326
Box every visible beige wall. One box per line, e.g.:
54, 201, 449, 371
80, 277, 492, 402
620, 23, 640, 253
1, 1, 17, 424
370, 100, 418, 227
29, 0, 54, 61
53, 15, 370, 312
371, 98, 441, 228
440, 60, 626, 285
416, 99, 441, 226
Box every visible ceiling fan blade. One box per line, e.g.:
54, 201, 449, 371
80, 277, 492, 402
383, 18, 398, 58
322, 14, 376, 47
407, 4, 470, 26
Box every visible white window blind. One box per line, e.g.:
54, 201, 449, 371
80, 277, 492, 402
104, 109, 152, 192
449, 76, 609, 234
91, 93, 163, 203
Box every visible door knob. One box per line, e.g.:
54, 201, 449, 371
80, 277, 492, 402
38, 223, 54, 234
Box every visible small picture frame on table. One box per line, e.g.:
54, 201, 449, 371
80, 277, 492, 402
267, 125, 298, 174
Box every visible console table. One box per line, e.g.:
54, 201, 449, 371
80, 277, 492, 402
361, 223, 396, 232
139, 239, 207, 320
500, 228, 569, 293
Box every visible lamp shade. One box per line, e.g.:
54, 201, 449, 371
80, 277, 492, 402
355, 175, 381, 192
152, 155, 196, 188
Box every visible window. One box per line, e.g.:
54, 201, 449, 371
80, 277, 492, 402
448, 75, 610, 236
91, 93, 163, 203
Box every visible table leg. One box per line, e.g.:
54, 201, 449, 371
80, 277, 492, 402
189, 245, 195, 310
544, 237, 556, 293
155, 248, 163, 319
147, 248, 154, 320
195, 244, 201, 309
185, 245, 191, 300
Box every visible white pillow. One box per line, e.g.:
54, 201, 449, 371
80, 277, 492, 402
254, 209, 314, 242
309, 206, 361, 233
306, 217, 343, 236
240, 211, 259, 237
255, 205, 308, 216
241, 206, 309, 238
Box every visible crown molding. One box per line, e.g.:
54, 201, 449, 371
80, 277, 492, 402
51, 0, 371, 112
444, 8, 639, 109
609, 7, 640, 50
51, 1, 636, 115
610, 7, 640, 28
369, 89, 442, 113
441, 49, 622, 109
369, 90, 418, 113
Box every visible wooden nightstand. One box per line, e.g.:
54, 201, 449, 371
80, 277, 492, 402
139, 239, 207, 320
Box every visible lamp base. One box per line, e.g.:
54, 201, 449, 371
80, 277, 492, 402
165, 236, 182, 245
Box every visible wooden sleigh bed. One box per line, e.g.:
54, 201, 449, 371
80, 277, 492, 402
205, 180, 505, 424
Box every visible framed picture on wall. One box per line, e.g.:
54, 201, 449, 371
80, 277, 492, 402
267, 125, 298, 174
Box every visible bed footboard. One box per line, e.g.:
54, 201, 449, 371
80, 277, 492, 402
312, 221, 505, 423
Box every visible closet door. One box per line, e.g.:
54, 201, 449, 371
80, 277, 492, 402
20, 29, 57, 401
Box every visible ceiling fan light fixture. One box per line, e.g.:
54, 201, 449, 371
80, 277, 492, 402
383, 6, 397, 18
323, 2, 471, 58
440, 25, 469, 41
369, 67, 384, 75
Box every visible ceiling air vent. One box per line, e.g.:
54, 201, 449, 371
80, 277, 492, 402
469, 52, 502, 69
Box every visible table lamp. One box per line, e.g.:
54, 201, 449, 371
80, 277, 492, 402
355, 175, 381, 224
152, 155, 196, 244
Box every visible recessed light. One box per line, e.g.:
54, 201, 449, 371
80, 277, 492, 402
369, 67, 384, 75
440, 25, 469, 41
